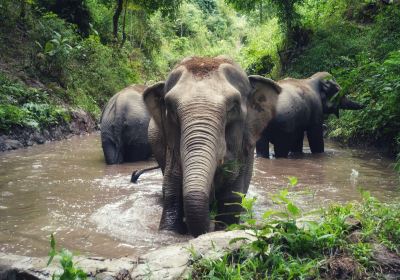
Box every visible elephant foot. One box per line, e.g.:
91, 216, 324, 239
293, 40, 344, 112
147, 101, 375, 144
289, 151, 304, 158
256, 152, 269, 158
214, 220, 228, 231
159, 211, 187, 234
159, 221, 187, 234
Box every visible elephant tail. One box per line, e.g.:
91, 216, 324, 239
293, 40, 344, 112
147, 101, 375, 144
131, 165, 160, 183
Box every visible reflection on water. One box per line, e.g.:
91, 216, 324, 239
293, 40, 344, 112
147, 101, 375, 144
0, 133, 398, 258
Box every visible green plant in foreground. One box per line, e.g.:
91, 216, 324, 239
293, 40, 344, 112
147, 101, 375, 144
47, 233, 87, 280
190, 178, 400, 279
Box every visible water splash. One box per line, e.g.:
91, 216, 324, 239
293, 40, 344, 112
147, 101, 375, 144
350, 169, 359, 186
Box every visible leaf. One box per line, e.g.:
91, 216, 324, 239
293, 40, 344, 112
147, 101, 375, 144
44, 41, 54, 54
262, 210, 278, 219
34, 41, 43, 50
288, 176, 298, 187
317, 234, 334, 240
229, 237, 250, 245
53, 31, 61, 39
47, 233, 56, 266
50, 39, 60, 47
50, 233, 55, 250
287, 202, 300, 217
232, 191, 245, 198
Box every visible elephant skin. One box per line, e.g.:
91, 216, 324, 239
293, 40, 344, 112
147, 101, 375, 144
256, 72, 364, 158
143, 56, 280, 236
100, 85, 152, 164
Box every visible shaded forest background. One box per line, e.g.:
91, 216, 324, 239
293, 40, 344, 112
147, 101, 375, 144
0, 0, 399, 169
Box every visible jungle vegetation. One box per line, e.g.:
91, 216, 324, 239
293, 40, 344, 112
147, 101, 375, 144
0, 0, 399, 162
1, 1, 399, 278
189, 179, 400, 279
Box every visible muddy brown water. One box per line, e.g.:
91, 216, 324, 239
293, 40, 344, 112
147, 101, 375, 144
0, 133, 399, 258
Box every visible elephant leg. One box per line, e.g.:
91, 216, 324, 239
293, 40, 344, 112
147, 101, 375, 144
124, 143, 152, 162
307, 124, 324, 153
291, 130, 304, 154
214, 190, 242, 230
273, 130, 291, 158
102, 138, 123, 164
159, 150, 187, 234
255, 130, 269, 158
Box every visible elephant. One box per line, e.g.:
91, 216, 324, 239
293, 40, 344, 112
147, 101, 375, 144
255, 72, 364, 158
143, 56, 280, 236
100, 84, 152, 164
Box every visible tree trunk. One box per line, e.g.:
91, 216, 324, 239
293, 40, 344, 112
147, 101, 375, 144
20, 0, 26, 19
120, 0, 128, 47
113, 0, 123, 40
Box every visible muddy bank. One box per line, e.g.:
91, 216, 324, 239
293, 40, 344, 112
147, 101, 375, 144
0, 109, 97, 152
1, 229, 399, 280
327, 130, 399, 159
0, 230, 253, 280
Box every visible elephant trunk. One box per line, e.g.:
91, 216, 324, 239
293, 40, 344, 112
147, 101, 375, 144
339, 96, 365, 110
180, 105, 223, 237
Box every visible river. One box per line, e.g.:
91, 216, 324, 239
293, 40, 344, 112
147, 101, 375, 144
0, 133, 398, 258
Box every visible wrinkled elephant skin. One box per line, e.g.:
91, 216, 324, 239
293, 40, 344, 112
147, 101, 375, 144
100, 85, 151, 164
143, 56, 280, 236
256, 72, 364, 158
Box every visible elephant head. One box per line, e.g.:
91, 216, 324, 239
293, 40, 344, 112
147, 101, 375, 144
312, 72, 364, 117
143, 56, 280, 236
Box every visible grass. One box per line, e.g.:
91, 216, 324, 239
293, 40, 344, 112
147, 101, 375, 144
189, 178, 400, 279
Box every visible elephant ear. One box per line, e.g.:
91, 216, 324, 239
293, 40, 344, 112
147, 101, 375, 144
319, 76, 341, 117
246, 75, 281, 144
143, 81, 166, 128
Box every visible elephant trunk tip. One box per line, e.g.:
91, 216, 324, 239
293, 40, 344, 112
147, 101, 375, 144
184, 190, 210, 237
340, 97, 365, 110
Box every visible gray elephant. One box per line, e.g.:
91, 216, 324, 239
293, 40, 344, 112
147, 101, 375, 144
143, 56, 280, 236
100, 84, 152, 164
256, 72, 364, 158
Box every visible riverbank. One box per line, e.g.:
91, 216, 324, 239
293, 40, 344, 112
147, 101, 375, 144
0, 108, 96, 152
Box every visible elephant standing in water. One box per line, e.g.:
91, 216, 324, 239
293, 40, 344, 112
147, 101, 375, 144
143, 56, 280, 236
100, 85, 152, 164
256, 72, 364, 158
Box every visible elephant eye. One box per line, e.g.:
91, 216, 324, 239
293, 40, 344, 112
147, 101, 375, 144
166, 105, 179, 125
227, 100, 240, 116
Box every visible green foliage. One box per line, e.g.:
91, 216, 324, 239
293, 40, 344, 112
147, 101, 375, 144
226, 0, 304, 42
0, 105, 31, 131
283, 1, 400, 168
238, 17, 283, 78
328, 50, 400, 152
190, 178, 400, 279
47, 233, 88, 280
129, 0, 183, 16
1, 0, 246, 121
0, 73, 70, 131
193, 0, 217, 14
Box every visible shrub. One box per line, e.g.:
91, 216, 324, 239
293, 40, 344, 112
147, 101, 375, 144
190, 179, 400, 279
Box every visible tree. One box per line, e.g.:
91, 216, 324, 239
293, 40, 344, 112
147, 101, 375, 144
37, 0, 92, 36
225, 0, 304, 35
113, 0, 182, 44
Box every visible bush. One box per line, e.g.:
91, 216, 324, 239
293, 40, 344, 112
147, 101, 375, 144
239, 18, 284, 78
282, 1, 400, 166
190, 179, 400, 279
329, 50, 400, 153
0, 73, 70, 131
